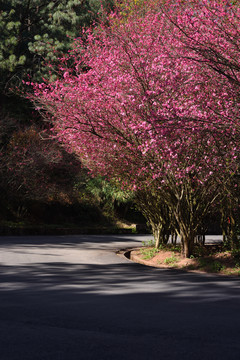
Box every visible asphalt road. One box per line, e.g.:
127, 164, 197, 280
0, 234, 239, 360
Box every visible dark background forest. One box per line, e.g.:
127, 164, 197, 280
0, 0, 146, 234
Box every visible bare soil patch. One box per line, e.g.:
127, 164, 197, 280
130, 245, 240, 276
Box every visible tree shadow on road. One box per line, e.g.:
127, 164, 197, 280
0, 236, 240, 360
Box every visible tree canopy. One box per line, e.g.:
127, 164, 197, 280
31, 0, 240, 257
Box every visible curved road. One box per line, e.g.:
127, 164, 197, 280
0, 234, 240, 360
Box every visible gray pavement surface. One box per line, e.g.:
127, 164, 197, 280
0, 234, 239, 360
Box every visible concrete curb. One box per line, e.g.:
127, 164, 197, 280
117, 247, 159, 268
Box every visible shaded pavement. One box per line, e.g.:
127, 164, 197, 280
0, 234, 239, 360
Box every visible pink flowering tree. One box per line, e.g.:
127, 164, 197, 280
31, 0, 239, 257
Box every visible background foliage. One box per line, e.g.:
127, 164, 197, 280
0, 0, 136, 230
0, 0, 114, 94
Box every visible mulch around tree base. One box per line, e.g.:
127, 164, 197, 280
128, 246, 240, 277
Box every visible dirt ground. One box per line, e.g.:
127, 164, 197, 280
130, 245, 240, 276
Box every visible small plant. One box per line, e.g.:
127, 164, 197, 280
210, 261, 225, 272
193, 246, 206, 257
164, 254, 177, 265
158, 244, 166, 250
232, 248, 240, 260
198, 258, 225, 273
171, 245, 181, 253
140, 247, 159, 260
197, 257, 209, 269
142, 239, 155, 247
235, 262, 240, 269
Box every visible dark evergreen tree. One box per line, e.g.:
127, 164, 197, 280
0, 0, 115, 226
0, 0, 114, 94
